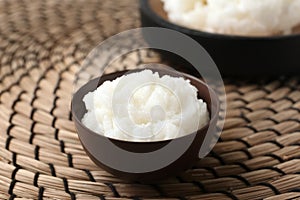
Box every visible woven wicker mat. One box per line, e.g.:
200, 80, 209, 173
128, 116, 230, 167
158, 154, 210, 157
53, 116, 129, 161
1, 0, 300, 199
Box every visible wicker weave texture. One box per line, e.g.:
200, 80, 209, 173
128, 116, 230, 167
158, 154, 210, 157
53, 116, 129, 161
0, 0, 300, 199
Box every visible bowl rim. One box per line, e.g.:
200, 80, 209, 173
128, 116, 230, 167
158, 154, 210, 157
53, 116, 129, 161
71, 69, 220, 144
140, 0, 300, 40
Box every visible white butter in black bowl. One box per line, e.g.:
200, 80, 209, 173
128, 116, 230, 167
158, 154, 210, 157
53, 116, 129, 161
71, 69, 220, 182
140, 0, 300, 76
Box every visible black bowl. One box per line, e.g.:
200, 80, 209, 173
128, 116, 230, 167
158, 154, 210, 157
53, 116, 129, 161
71, 69, 219, 182
140, 0, 300, 76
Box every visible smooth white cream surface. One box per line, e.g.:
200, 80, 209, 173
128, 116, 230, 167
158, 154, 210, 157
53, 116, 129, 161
82, 70, 209, 142
162, 0, 300, 36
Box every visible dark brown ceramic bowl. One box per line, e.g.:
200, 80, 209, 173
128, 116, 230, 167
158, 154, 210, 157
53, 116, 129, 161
71, 69, 219, 182
140, 0, 300, 76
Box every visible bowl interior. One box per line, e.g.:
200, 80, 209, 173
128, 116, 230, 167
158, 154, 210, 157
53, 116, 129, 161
146, 0, 300, 36
72, 69, 219, 148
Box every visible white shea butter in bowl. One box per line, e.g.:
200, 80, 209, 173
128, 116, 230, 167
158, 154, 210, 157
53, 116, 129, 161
162, 0, 300, 36
82, 70, 209, 142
